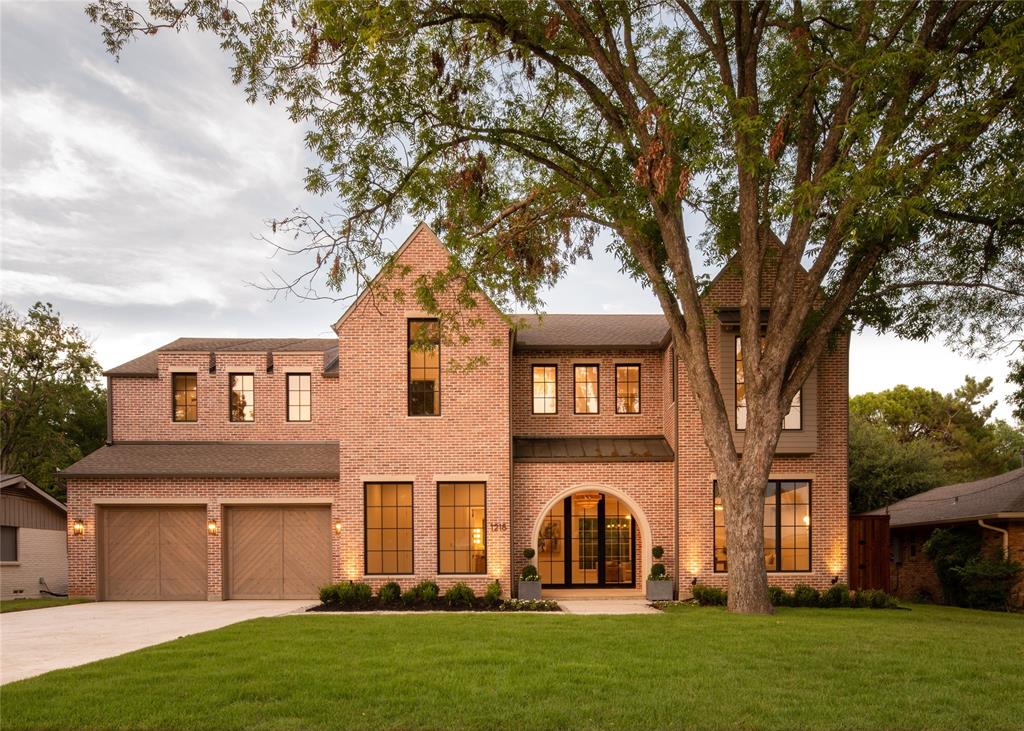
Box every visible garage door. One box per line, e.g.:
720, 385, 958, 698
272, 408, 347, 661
100, 506, 207, 600
226, 506, 331, 599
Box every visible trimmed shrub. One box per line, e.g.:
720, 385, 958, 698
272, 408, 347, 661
444, 582, 476, 608
953, 554, 1023, 611
415, 580, 439, 603
378, 581, 401, 605
483, 580, 502, 606
319, 583, 342, 605
649, 563, 667, 580
335, 582, 373, 609
692, 584, 727, 606
651, 545, 665, 560
400, 588, 419, 607
768, 585, 793, 607
853, 589, 898, 609
520, 563, 540, 581
792, 584, 821, 607
821, 583, 851, 608
523, 547, 536, 560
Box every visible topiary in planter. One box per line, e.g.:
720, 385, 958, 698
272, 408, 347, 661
652, 545, 664, 560
519, 547, 542, 599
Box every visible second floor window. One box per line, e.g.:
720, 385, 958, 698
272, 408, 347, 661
229, 373, 255, 422
574, 365, 599, 414
735, 337, 801, 430
532, 365, 557, 414
287, 373, 311, 422
615, 365, 640, 413
172, 373, 197, 422
408, 319, 440, 416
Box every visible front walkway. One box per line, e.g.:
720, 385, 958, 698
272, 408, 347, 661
0, 599, 312, 684
557, 598, 659, 615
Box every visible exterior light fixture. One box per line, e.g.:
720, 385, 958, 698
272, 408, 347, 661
334, 521, 343, 535
831, 576, 839, 585
207, 520, 219, 536
72, 519, 85, 536
691, 576, 698, 586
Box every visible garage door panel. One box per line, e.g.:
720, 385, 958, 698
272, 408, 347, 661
101, 507, 206, 601
282, 508, 331, 597
228, 506, 330, 599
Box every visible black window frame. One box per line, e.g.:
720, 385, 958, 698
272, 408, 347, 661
573, 363, 600, 415
615, 363, 642, 414
436, 482, 487, 575
407, 318, 441, 417
171, 372, 198, 423
364, 482, 415, 575
1, 525, 17, 562
735, 336, 802, 431
286, 373, 312, 422
228, 372, 255, 422
531, 364, 558, 415
713, 480, 812, 573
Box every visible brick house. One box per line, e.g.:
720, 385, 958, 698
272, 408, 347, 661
61, 224, 849, 601
864, 466, 1024, 607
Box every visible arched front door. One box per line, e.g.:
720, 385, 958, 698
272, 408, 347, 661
536, 491, 636, 588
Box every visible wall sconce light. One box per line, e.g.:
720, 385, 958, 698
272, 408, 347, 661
73, 519, 85, 536
691, 576, 698, 586
334, 521, 343, 535
207, 520, 219, 536
831, 575, 839, 585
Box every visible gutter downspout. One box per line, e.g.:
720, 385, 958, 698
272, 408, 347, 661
978, 519, 1009, 558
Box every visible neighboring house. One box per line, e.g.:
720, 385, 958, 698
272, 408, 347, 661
61, 224, 849, 601
863, 466, 1024, 607
1, 474, 68, 598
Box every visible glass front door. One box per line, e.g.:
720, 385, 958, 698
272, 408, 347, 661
537, 492, 635, 588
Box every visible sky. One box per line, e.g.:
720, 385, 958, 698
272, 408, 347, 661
1, 1, 1018, 421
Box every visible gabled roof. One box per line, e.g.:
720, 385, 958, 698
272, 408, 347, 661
513, 314, 669, 351
1, 474, 67, 512
105, 338, 339, 377
58, 442, 339, 479
862, 466, 1024, 527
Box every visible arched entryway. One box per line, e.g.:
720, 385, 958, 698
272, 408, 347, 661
531, 485, 652, 590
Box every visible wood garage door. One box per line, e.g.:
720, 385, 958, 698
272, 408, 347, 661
226, 506, 331, 599
101, 507, 207, 600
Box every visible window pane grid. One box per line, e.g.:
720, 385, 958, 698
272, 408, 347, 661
287, 373, 311, 422
736, 337, 801, 430
574, 365, 599, 414
437, 482, 486, 574
172, 373, 197, 422
229, 374, 254, 422
713, 480, 811, 573
365, 483, 414, 574
532, 365, 557, 414
408, 320, 440, 416
615, 365, 640, 413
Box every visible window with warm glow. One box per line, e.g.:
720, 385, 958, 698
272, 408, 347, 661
229, 373, 255, 422
615, 364, 640, 413
714, 480, 811, 572
437, 482, 486, 574
735, 337, 801, 430
365, 482, 414, 574
287, 373, 311, 421
532, 364, 557, 414
574, 365, 599, 414
408, 319, 440, 416
172, 373, 197, 422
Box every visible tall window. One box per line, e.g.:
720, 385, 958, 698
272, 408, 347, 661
1, 526, 17, 562
735, 337, 801, 430
437, 482, 486, 574
615, 365, 640, 413
532, 365, 557, 414
714, 480, 811, 572
365, 483, 414, 574
574, 365, 599, 414
408, 319, 440, 416
172, 373, 197, 422
229, 374, 255, 422
287, 373, 311, 421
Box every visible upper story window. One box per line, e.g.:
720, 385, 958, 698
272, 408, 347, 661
532, 365, 557, 414
438, 482, 486, 574
735, 337, 801, 430
229, 373, 255, 422
1, 526, 17, 562
714, 480, 811, 572
408, 319, 440, 416
172, 373, 197, 422
287, 373, 311, 422
615, 365, 640, 414
365, 482, 414, 574
574, 365, 599, 414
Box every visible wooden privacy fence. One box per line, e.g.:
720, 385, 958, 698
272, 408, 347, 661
848, 515, 891, 592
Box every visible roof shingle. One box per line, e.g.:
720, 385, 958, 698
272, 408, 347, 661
105, 338, 339, 377
862, 467, 1024, 526
513, 314, 669, 350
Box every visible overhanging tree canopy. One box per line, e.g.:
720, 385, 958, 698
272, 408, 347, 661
87, 0, 1024, 613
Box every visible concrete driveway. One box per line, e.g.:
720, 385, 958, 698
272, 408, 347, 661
0, 600, 312, 684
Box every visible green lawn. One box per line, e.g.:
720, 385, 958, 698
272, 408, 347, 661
2, 604, 1021, 730
0, 597, 92, 613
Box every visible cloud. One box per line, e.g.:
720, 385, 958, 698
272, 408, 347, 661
1, 270, 229, 309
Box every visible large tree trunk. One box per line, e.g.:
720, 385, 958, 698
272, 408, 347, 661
720, 468, 773, 614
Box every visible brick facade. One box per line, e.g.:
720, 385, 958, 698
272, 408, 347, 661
66, 224, 850, 600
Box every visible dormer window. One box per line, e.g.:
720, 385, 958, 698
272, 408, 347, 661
735, 337, 801, 430
229, 373, 255, 422
172, 373, 197, 422
408, 319, 440, 416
